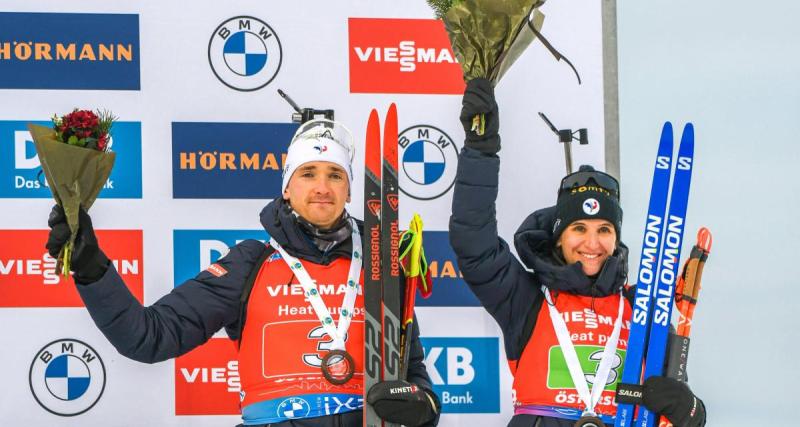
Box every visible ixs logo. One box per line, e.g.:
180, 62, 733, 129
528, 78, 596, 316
175, 338, 240, 415
415, 231, 479, 307
208, 16, 283, 91
0, 121, 142, 198
172, 122, 296, 198
0, 230, 143, 307
173, 230, 268, 285
421, 337, 500, 413
348, 18, 464, 94
0, 12, 139, 90
29, 339, 106, 417
399, 125, 459, 200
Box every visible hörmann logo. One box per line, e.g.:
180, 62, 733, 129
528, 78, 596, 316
348, 18, 464, 94
399, 125, 459, 200
0, 12, 140, 90
208, 16, 282, 91
0, 230, 143, 307
421, 337, 500, 413
0, 121, 142, 198
172, 122, 296, 199
415, 231, 479, 307
29, 339, 106, 416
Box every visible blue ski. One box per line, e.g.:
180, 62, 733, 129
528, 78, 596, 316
614, 122, 675, 427
635, 123, 695, 427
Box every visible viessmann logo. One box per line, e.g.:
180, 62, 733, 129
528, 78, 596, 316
348, 18, 464, 94
0, 230, 143, 308
0, 12, 140, 90
175, 338, 240, 415
172, 122, 296, 199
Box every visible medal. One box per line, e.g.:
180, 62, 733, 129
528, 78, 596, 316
321, 349, 356, 385
574, 411, 605, 427
270, 219, 362, 385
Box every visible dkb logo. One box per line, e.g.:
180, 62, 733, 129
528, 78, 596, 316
0, 121, 142, 198
420, 337, 499, 413
173, 230, 268, 286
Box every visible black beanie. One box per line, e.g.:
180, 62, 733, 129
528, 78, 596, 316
552, 165, 622, 243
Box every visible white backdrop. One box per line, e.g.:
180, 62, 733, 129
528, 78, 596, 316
0, 1, 608, 425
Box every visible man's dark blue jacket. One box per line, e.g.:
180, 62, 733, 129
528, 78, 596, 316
74, 198, 436, 427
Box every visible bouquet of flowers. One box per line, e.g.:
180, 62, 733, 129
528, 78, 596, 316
28, 109, 117, 276
429, 0, 550, 135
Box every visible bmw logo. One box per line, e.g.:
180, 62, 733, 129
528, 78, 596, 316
208, 16, 283, 91
277, 397, 311, 419
29, 339, 106, 417
398, 125, 459, 200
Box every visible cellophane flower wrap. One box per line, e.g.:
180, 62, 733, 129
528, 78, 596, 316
428, 0, 546, 134
28, 109, 117, 276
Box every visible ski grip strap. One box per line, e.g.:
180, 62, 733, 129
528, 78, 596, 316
615, 383, 644, 405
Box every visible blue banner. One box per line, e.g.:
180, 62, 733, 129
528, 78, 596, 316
416, 231, 480, 307
172, 122, 297, 199
0, 12, 140, 90
420, 337, 500, 413
173, 230, 269, 286
0, 121, 142, 198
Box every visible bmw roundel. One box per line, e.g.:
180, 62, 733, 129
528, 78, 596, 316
398, 125, 459, 200
208, 16, 283, 91
29, 339, 106, 417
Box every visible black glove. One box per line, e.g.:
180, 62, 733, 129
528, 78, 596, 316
46, 205, 110, 283
642, 376, 706, 427
367, 380, 439, 427
460, 77, 500, 155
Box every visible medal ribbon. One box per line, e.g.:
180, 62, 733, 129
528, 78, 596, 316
269, 220, 362, 351
542, 287, 624, 416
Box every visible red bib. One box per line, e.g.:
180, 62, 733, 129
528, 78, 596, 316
238, 251, 365, 408
510, 292, 632, 417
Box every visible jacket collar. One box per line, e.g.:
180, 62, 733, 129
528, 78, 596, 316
259, 198, 358, 265
513, 206, 628, 297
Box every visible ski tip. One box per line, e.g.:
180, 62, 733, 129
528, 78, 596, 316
683, 122, 694, 137
660, 122, 674, 146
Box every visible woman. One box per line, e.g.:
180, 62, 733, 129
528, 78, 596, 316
448, 78, 706, 427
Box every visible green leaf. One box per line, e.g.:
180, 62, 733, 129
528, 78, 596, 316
67, 135, 79, 145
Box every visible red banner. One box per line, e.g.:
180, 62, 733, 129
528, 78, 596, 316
0, 230, 143, 307
175, 337, 240, 415
348, 18, 465, 94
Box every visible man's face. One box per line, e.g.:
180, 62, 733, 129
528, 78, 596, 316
283, 161, 350, 229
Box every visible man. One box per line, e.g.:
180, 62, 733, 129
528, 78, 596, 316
46, 119, 440, 427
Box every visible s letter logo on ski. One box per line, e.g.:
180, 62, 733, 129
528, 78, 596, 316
208, 16, 282, 91
0, 12, 140, 90
399, 125, 459, 200
0, 230, 143, 307
175, 337, 240, 415
29, 339, 106, 417
414, 231, 480, 307
173, 230, 268, 285
172, 122, 296, 199
0, 121, 142, 198
348, 18, 464, 94
421, 337, 500, 413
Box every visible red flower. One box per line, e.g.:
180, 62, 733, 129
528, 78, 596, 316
97, 134, 108, 151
